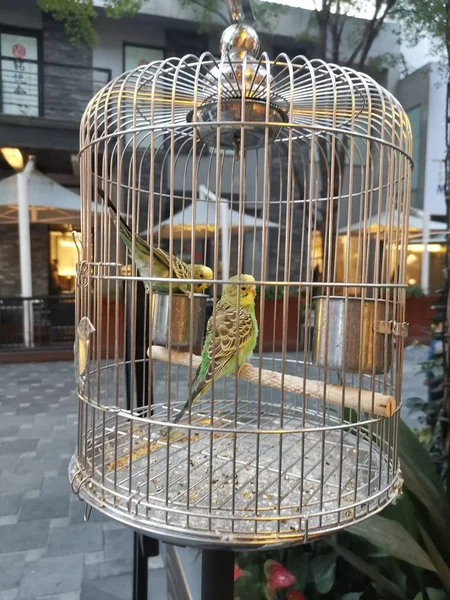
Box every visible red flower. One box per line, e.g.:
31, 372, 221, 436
12, 44, 26, 59
285, 590, 305, 600
234, 563, 244, 581
264, 560, 296, 589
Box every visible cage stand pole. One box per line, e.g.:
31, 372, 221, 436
201, 549, 235, 600
125, 281, 159, 600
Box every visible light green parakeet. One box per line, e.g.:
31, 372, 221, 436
172, 274, 259, 425
100, 189, 213, 294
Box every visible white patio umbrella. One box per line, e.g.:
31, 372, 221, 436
0, 165, 101, 347
0, 169, 84, 225
150, 184, 278, 279
338, 208, 447, 294
338, 209, 446, 234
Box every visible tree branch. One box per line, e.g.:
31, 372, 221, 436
357, 0, 398, 69
346, 0, 384, 65
180, 0, 229, 25
330, 3, 340, 62
345, 0, 398, 69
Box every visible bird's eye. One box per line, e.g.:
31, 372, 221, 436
199, 273, 203, 278
241, 286, 246, 291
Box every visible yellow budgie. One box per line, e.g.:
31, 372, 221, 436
172, 274, 258, 425
100, 189, 213, 294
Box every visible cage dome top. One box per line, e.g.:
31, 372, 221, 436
82, 26, 411, 157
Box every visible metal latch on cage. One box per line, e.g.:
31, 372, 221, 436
375, 321, 409, 337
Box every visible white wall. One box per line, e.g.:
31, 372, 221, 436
423, 63, 447, 216
401, 37, 435, 74
92, 16, 165, 79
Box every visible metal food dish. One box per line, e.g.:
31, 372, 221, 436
151, 292, 207, 349
313, 296, 392, 374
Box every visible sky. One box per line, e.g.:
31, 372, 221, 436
266, 0, 436, 73
266, 0, 380, 19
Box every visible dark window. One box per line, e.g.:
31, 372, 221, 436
123, 43, 164, 71
165, 30, 209, 58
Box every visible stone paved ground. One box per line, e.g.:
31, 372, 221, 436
0, 350, 429, 600
0, 362, 166, 600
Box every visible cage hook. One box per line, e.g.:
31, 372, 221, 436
225, 0, 255, 24
72, 230, 83, 262
69, 469, 83, 496
83, 503, 93, 522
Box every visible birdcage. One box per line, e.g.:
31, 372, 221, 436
70, 0, 412, 563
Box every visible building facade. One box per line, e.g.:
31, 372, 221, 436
395, 63, 447, 294
0, 0, 404, 306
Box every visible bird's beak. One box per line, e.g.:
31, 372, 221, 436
250, 285, 257, 297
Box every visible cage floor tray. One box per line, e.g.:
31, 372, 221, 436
70, 400, 399, 549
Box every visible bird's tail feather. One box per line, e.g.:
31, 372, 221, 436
173, 379, 205, 424
99, 188, 150, 259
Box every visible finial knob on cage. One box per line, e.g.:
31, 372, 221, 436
220, 23, 260, 58
192, 21, 287, 152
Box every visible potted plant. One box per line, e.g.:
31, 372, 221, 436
234, 419, 450, 599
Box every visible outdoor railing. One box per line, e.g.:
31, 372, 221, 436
0, 295, 75, 350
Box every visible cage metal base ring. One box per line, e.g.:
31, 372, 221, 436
69, 401, 400, 550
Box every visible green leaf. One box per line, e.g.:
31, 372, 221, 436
340, 594, 363, 600
418, 425, 433, 444
264, 582, 275, 600
447, 466, 450, 504
349, 515, 436, 572
310, 551, 336, 594
405, 396, 426, 413
399, 420, 445, 492
400, 423, 450, 508
286, 550, 309, 592
399, 420, 450, 561
382, 490, 420, 541
408, 406, 426, 416
414, 590, 447, 600
324, 538, 407, 600
382, 559, 408, 590
37, 0, 144, 46
405, 396, 426, 405
418, 523, 450, 593
367, 544, 390, 558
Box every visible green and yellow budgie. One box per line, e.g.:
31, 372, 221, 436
172, 274, 259, 425
100, 189, 213, 294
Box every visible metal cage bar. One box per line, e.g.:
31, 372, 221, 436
70, 22, 412, 551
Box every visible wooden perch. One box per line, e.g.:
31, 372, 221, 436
148, 346, 396, 418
